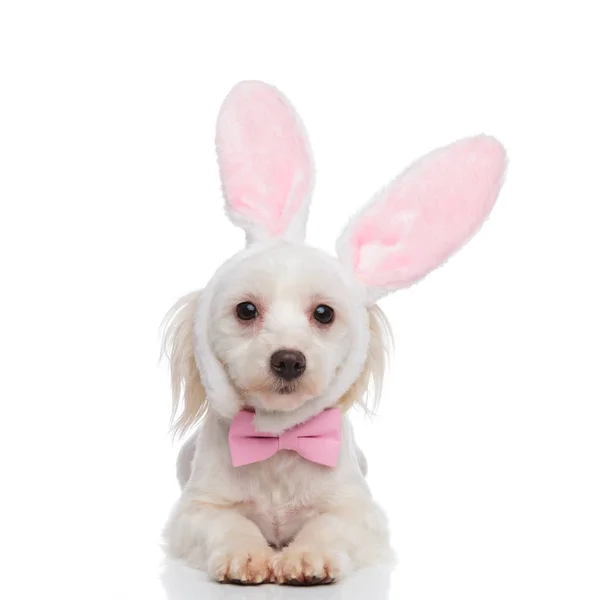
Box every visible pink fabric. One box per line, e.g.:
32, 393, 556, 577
228, 408, 341, 468
216, 81, 313, 238
348, 135, 507, 290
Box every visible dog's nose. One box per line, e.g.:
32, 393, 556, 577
270, 349, 306, 381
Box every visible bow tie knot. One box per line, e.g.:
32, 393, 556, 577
278, 429, 300, 453
228, 408, 341, 468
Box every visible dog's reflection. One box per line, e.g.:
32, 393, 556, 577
160, 558, 392, 600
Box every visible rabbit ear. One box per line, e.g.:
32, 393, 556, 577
337, 135, 507, 303
216, 81, 315, 245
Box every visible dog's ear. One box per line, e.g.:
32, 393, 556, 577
216, 80, 315, 245
161, 290, 207, 439
336, 135, 507, 304
338, 305, 393, 415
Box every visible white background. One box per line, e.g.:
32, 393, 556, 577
1, 1, 599, 599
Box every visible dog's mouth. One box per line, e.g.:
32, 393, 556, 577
220, 358, 325, 411
234, 374, 320, 412
243, 374, 304, 397
272, 374, 312, 396
276, 384, 295, 395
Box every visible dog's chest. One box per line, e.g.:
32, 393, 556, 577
237, 455, 324, 548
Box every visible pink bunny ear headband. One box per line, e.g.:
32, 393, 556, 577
216, 80, 507, 304
190, 80, 507, 432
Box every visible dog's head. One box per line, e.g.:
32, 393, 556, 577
163, 81, 507, 435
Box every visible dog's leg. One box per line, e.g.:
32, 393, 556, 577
355, 444, 368, 477
175, 436, 196, 489
164, 496, 275, 584
270, 502, 391, 585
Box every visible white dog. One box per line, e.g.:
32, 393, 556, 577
161, 81, 507, 585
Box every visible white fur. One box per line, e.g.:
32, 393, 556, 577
162, 241, 394, 584
165, 412, 391, 583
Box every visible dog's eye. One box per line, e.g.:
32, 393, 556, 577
313, 304, 334, 324
236, 302, 258, 320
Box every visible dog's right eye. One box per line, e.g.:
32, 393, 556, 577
236, 302, 258, 321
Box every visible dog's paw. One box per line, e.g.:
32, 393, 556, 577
208, 544, 275, 585
270, 546, 345, 585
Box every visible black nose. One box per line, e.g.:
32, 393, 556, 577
270, 349, 306, 381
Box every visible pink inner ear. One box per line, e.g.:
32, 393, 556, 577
350, 136, 507, 289
216, 82, 313, 238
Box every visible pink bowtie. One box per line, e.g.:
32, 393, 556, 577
228, 408, 341, 468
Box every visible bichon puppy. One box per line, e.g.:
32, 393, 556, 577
161, 80, 506, 585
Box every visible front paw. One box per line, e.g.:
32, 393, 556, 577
208, 544, 275, 585
270, 546, 346, 585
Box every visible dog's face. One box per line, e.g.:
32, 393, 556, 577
208, 243, 366, 413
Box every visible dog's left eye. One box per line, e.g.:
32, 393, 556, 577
236, 302, 258, 320
313, 304, 334, 324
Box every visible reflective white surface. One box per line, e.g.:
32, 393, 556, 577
161, 560, 393, 600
